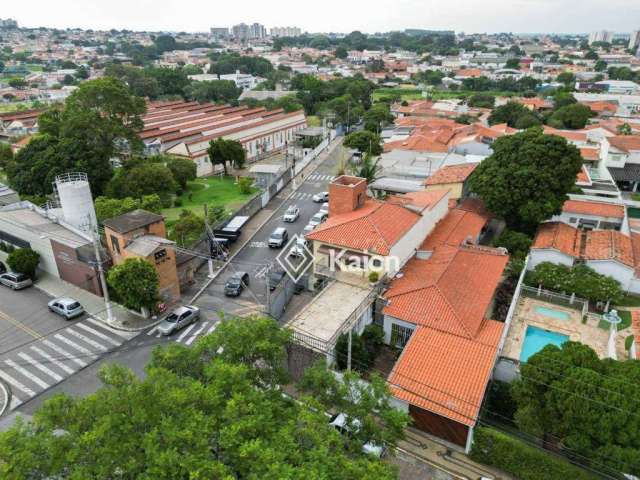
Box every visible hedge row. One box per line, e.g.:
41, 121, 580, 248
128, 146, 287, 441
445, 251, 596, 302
470, 427, 599, 480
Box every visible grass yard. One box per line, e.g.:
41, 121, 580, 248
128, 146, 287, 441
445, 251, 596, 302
372, 87, 520, 104
372, 88, 423, 102
161, 176, 259, 221
616, 293, 640, 307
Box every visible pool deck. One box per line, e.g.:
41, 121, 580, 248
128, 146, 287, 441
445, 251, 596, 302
502, 297, 610, 361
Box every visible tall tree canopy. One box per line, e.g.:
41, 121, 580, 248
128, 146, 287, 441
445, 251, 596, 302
0, 317, 404, 479
469, 128, 583, 232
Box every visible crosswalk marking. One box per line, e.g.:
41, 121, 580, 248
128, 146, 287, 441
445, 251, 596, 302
176, 323, 197, 342
4, 359, 50, 389
147, 326, 159, 336
17, 352, 63, 382
30, 345, 75, 375
10, 393, 22, 410
84, 317, 137, 340
184, 322, 209, 346
75, 323, 122, 347
42, 340, 87, 368
66, 329, 108, 352
0, 369, 36, 397
207, 323, 218, 334
47, 337, 91, 366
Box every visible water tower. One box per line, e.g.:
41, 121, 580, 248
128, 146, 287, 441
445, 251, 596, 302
54, 172, 97, 235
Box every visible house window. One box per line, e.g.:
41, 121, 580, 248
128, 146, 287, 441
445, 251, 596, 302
390, 323, 413, 348
110, 235, 120, 255
569, 217, 578, 224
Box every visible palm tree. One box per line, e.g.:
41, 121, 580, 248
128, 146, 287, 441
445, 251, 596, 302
350, 153, 382, 184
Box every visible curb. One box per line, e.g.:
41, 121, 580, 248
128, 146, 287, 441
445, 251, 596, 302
0, 379, 10, 417
189, 137, 343, 304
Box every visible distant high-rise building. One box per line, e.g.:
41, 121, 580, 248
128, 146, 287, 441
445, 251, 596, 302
629, 30, 640, 50
210, 27, 229, 39
588, 30, 614, 45
232, 22, 266, 40
0, 18, 18, 29
270, 26, 302, 38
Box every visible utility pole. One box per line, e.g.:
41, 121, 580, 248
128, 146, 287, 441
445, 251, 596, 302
93, 231, 114, 325
264, 262, 272, 316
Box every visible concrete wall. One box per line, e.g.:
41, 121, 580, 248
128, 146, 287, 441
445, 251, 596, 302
528, 249, 575, 270
0, 219, 60, 277
585, 259, 635, 292
383, 314, 417, 346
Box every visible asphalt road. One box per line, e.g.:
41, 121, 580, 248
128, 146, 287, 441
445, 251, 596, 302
196, 143, 345, 316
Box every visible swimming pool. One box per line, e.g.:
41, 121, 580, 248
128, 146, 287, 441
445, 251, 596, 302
520, 326, 569, 362
534, 305, 570, 321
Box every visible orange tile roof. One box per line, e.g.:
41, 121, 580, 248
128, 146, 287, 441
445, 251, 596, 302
305, 200, 420, 255
514, 97, 550, 110
562, 199, 624, 219
454, 68, 483, 78
583, 101, 617, 114
609, 135, 640, 153
389, 320, 503, 426
419, 205, 489, 251
387, 189, 450, 211
531, 222, 581, 257
579, 147, 600, 161
576, 165, 591, 185
543, 126, 587, 142
383, 245, 508, 338
583, 230, 634, 267
425, 163, 478, 186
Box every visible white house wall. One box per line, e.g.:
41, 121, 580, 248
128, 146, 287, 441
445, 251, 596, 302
528, 249, 575, 270
585, 260, 635, 291
383, 314, 417, 345
0, 219, 60, 277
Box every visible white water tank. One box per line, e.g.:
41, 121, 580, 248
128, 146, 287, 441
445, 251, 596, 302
55, 172, 97, 234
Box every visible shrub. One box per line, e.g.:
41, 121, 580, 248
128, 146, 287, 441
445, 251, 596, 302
334, 324, 384, 372
173, 198, 183, 207
368, 271, 379, 283
237, 176, 254, 194
7, 248, 40, 278
526, 262, 623, 305
493, 229, 532, 259
470, 427, 599, 480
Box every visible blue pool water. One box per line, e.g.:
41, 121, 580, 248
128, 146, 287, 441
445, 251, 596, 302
520, 326, 569, 362
534, 306, 570, 321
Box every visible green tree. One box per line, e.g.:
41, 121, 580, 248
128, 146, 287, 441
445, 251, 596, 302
7, 248, 40, 278
335, 46, 348, 59
547, 103, 594, 129
617, 123, 633, 135
166, 157, 196, 190
351, 154, 382, 184
584, 50, 599, 60
488, 101, 539, 128
594, 60, 607, 72
183, 80, 241, 103
0, 142, 13, 169
552, 91, 577, 109
237, 176, 254, 194
8, 78, 27, 89
171, 210, 204, 247
469, 128, 583, 232
493, 229, 532, 259
94, 196, 140, 222
344, 131, 383, 156
206, 205, 229, 226
363, 103, 394, 133
468, 93, 496, 108
556, 71, 576, 87
107, 257, 159, 311
206, 138, 246, 175
106, 162, 178, 199
505, 58, 520, 69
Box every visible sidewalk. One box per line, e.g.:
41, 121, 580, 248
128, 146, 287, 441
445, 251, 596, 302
35, 273, 155, 331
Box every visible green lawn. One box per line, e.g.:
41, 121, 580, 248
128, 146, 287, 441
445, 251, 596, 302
372, 88, 423, 102
598, 309, 632, 331
373, 88, 520, 104
161, 176, 259, 221
616, 293, 640, 307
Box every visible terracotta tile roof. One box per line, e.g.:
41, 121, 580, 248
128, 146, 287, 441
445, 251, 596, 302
576, 165, 591, 185
609, 135, 640, 153
305, 200, 420, 255
579, 147, 600, 161
387, 189, 450, 211
583, 230, 634, 267
543, 126, 587, 142
425, 164, 478, 186
383, 245, 508, 338
389, 320, 503, 426
454, 68, 483, 78
514, 97, 551, 110
419, 205, 489, 251
531, 222, 581, 257
583, 101, 618, 114
562, 199, 625, 219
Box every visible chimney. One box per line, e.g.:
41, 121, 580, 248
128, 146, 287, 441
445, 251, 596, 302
328, 175, 367, 217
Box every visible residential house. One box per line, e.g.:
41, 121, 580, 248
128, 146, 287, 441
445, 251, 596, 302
103, 209, 180, 304
551, 196, 626, 231
601, 135, 640, 192
424, 163, 478, 200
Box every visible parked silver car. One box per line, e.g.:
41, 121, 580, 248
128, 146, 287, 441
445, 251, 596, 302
48, 297, 84, 320
0, 272, 32, 290
156, 305, 200, 336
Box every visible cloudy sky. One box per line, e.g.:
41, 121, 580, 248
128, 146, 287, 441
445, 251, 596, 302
3, 0, 640, 34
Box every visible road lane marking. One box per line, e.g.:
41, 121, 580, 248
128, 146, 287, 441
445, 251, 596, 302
66, 329, 108, 352
147, 326, 159, 336
84, 317, 137, 340
30, 345, 75, 375
176, 323, 197, 342
10, 393, 22, 410
75, 323, 122, 347
17, 352, 63, 382
184, 322, 209, 346
4, 359, 49, 390
0, 309, 42, 340
207, 323, 218, 334
54, 334, 97, 361
0, 369, 35, 396
44, 339, 87, 367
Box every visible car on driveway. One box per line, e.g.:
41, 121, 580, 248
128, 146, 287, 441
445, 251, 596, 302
0, 272, 32, 290
156, 305, 200, 336
312, 191, 329, 203
224, 271, 250, 297
48, 297, 84, 320
283, 205, 300, 223
268, 227, 289, 248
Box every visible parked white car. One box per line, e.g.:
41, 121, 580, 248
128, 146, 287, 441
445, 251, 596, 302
320, 202, 329, 214
283, 205, 300, 223
289, 237, 310, 257
312, 191, 329, 203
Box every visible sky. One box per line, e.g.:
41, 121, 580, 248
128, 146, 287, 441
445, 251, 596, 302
3, 0, 640, 35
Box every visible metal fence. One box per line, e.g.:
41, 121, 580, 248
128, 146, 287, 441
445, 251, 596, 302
520, 285, 589, 316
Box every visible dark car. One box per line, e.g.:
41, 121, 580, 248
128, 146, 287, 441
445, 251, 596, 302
268, 270, 286, 291
224, 271, 249, 297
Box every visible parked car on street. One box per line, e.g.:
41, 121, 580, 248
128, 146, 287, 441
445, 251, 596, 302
268, 227, 289, 248
283, 205, 300, 223
268, 270, 286, 291
320, 202, 329, 214
48, 297, 84, 320
289, 237, 310, 258
0, 272, 32, 290
156, 305, 200, 336
312, 191, 329, 203
309, 211, 328, 228
224, 271, 250, 297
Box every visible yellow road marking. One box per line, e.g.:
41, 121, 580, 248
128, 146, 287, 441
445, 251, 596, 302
0, 310, 43, 340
